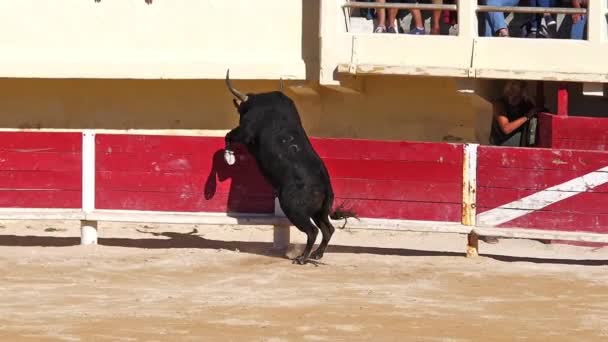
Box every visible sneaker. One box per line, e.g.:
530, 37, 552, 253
374, 26, 386, 33
409, 27, 425, 35
387, 26, 397, 34
545, 20, 557, 38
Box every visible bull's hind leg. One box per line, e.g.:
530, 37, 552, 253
310, 214, 335, 260
281, 208, 318, 265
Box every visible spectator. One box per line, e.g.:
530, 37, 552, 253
489, 80, 536, 147
374, 0, 400, 33
483, 0, 521, 37
525, 0, 558, 38
408, 0, 444, 35
571, 0, 588, 40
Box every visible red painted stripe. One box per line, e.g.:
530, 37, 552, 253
0, 132, 81, 152
96, 151, 258, 172
96, 190, 274, 213
334, 198, 461, 222
0, 190, 81, 208
0, 152, 81, 171
0, 170, 81, 190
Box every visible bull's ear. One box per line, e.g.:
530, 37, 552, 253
232, 99, 240, 109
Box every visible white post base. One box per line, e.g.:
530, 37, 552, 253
273, 225, 290, 251
80, 220, 98, 245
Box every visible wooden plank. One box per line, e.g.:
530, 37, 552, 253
551, 115, 608, 140
332, 178, 461, 203
473, 226, 608, 243
0, 132, 81, 152
333, 198, 461, 222
0, 190, 81, 208
96, 170, 274, 195
0, 151, 82, 171
96, 150, 258, 172
555, 139, 608, 151
478, 146, 608, 170
95, 190, 275, 213
478, 188, 608, 214
476, 165, 608, 190
0, 208, 84, 220
325, 159, 462, 183
312, 138, 463, 162
98, 135, 463, 164
96, 134, 224, 154
499, 211, 608, 233
0, 170, 82, 190
536, 113, 554, 148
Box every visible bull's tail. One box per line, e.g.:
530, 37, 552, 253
329, 201, 359, 229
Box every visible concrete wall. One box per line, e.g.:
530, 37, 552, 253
0, 76, 487, 143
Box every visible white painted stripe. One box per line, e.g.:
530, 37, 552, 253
82, 131, 96, 214
477, 166, 608, 226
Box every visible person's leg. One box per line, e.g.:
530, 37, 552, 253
387, 5, 400, 33
527, 0, 541, 36
537, 0, 557, 37
486, 0, 518, 37
404, 1, 425, 34
375, 0, 387, 33
571, 13, 587, 39
431, 0, 442, 35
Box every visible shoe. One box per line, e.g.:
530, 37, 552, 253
374, 26, 386, 33
545, 20, 557, 38
387, 26, 397, 34
409, 27, 425, 35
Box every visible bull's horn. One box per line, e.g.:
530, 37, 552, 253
279, 78, 284, 92
225, 69, 248, 102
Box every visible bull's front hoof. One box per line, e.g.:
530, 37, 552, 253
224, 150, 236, 165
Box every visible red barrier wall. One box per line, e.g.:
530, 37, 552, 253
96, 135, 464, 222
95, 135, 275, 213
0, 132, 82, 208
538, 113, 608, 151
476, 145, 608, 233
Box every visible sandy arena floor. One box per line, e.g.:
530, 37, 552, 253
0, 220, 607, 341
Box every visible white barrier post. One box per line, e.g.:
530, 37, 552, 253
462, 143, 479, 257
273, 197, 291, 251
81, 130, 98, 245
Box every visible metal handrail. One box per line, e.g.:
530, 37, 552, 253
342, 2, 457, 11
477, 5, 586, 15
342, 1, 587, 15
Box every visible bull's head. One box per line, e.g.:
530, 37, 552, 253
225, 69, 285, 112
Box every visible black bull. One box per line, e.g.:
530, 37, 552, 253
223, 70, 356, 265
